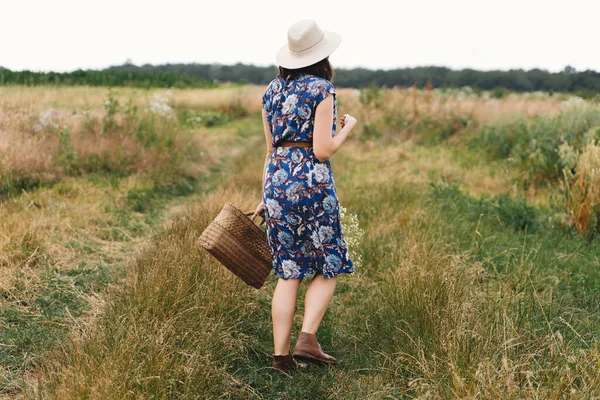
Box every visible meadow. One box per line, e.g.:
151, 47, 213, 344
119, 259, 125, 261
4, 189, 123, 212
1, 82, 600, 399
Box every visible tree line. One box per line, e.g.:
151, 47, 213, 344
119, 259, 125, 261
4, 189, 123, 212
0, 68, 215, 88
1, 63, 598, 94
107, 63, 600, 95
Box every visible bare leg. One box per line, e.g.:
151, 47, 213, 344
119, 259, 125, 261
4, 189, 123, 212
300, 273, 337, 334
272, 277, 303, 355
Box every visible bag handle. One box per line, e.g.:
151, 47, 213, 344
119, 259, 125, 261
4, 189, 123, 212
245, 211, 266, 226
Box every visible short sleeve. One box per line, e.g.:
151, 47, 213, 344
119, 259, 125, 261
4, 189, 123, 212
262, 78, 281, 115
262, 86, 272, 115
313, 79, 336, 109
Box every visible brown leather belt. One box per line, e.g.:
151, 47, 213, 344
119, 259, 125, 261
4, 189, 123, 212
277, 140, 312, 148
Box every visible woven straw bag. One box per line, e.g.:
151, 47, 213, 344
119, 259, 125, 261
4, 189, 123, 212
197, 202, 272, 289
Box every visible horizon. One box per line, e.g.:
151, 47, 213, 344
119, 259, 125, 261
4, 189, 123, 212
1, 61, 595, 75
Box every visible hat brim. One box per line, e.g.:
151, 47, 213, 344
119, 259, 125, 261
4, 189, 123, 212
276, 30, 341, 69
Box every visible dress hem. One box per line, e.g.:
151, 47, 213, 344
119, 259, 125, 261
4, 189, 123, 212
273, 266, 355, 280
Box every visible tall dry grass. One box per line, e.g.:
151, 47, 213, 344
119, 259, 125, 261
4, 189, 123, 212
35, 188, 263, 399
30, 89, 600, 398
33, 178, 600, 398
359, 233, 600, 398
340, 86, 565, 125
0, 85, 262, 197
0, 84, 261, 292
4, 83, 600, 398
0, 85, 253, 394
334, 85, 571, 149
562, 140, 600, 236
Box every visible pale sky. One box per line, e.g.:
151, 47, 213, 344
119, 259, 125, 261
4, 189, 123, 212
2, 0, 599, 73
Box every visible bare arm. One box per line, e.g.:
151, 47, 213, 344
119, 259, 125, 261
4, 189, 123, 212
261, 109, 274, 191
313, 95, 357, 162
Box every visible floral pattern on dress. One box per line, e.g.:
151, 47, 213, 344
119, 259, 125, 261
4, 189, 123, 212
261, 73, 354, 280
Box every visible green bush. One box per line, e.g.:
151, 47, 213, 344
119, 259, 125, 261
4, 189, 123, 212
219, 96, 249, 119
468, 113, 529, 159
102, 90, 120, 133
0, 172, 47, 199
490, 87, 510, 99
178, 109, 231, 128
359, 82, 383, 108
360, 122, 382, 141
415, 115, 471, 145
470, 105, 600, 181
57, 127, 78, 175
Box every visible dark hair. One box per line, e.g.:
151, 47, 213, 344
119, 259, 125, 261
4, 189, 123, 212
277, 57, 334, 82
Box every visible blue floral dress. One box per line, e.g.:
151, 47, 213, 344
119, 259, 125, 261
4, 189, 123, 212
261, 73, 355, 280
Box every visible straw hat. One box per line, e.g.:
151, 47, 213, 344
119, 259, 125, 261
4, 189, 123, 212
276, 19, 341, 69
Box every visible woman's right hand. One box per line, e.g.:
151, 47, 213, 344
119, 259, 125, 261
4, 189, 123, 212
253, 200, 266, 219
340, 114, 357, 131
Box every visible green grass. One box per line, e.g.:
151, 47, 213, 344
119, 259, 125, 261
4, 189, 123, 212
3, 86, 600, 398
425, 181, 600, 320
0, 261, 117, 393
0, 111, 250, 394
30, 117, 600, 398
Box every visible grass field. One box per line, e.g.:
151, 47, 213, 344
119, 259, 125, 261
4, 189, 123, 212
1, 84, 600, 399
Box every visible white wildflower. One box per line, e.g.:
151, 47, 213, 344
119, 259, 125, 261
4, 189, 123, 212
558, 142, 578, 170
339, 204, 365, 270
149, 93, 173, 117
560, 96, 587, 110
31, 108, 56, 131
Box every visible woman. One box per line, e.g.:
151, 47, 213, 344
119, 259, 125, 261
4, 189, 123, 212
254, 19, 358, 373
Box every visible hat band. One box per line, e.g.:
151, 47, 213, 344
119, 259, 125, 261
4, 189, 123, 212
289, 32, 325, 55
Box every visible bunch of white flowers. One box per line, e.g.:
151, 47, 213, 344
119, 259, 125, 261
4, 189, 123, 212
339, 205, 365, 270
560, 96, 587, 110
32, 108, 58, 132
148, 93, 173, 117
558, 141, 578, 171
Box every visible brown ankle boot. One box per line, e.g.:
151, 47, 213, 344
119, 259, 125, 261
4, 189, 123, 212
292, 332, 339, 364
272, 353, 308, 372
